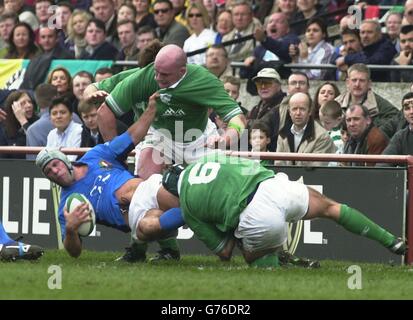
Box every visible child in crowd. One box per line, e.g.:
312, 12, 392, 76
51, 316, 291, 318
223, 76, 241, 101
319, 100, 344, 151
249, 121, 273, 166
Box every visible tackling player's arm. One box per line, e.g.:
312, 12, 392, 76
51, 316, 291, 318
207, 113, 246, 149
223, 113, 247, 146
83, 83, 98, 101
85, 81, 115, 141
127, 92, 158, 145
63, 203, 91, 258
202, 73, 246, 149
84, 68, 139, 104
97, 102, 118, 142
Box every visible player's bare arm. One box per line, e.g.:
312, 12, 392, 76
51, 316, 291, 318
97, 102, 118, 142
207, 113, 247, 149
83, 84, 98, 101
127, 92, 158, 146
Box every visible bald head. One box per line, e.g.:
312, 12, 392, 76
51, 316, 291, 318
289, 92, 312, 129
405, 0, 413, 24
289, 92, 311, 109
155, 45, 187, 68
154, 45, 187, 88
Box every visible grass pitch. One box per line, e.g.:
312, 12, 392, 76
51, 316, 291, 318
0, 249, 412, 300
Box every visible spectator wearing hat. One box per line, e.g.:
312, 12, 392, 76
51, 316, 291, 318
240, 68, 286, 152
247, 68, 286, 123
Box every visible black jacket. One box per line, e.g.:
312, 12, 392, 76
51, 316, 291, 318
79, 41, 119, 60
80, 120, 128, 148
20, 46, 74, 90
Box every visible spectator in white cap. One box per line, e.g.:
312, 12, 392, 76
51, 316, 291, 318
247, 68, 286, 123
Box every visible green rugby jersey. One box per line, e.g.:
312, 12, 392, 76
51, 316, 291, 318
105, 63, 242, 142
95, 68, 145, 121
178, 154, 275, 253
96, 68, 138, 92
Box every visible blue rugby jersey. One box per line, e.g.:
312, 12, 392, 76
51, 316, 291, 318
58, 132, 135, 239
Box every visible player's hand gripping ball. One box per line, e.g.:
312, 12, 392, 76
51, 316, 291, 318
65, 193, 96, 236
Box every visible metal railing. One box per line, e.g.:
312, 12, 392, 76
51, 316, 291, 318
230, 62, 413, 71
113, 60, 413, 72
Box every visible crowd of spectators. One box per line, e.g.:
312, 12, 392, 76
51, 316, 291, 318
0, 0, 412, 166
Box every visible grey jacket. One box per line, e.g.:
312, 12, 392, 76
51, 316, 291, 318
156, 20, 190, 48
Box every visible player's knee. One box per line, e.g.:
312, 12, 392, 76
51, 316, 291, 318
140, 218, 159, 233
137, 218, 161, 239
307, 188, 340, 219
239, 222, 286, 262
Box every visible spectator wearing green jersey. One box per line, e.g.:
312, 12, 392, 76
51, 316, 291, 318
318, 100, 344, 152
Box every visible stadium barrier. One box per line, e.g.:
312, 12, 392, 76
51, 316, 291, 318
112, 59, 413, 72
0, 146, 411, 264
228, 62, 413, 71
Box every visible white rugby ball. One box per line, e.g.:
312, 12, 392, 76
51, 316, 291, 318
65, 193, 96, 237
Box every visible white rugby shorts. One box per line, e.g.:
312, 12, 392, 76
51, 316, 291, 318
128, 174, 162, 240
234, 173, 309, 252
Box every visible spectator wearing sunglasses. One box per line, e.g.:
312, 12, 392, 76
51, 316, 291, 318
153, 0, 189, 48
183, 2, 216, 65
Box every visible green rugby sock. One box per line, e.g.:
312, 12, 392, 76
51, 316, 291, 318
130, 240, 148, 254
158, 238, 179, 252
249, 254, 279, 268
338, 204, 395, 247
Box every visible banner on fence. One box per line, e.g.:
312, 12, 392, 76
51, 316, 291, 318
0, 160, 406, 264
0, 59, 113, 89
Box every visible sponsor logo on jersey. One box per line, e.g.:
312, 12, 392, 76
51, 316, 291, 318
160, 93, 172, 104
162, 107, 186, 117
99, 160, 112, 169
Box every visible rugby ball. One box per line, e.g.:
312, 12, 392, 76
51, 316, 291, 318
65, 193, 96, 237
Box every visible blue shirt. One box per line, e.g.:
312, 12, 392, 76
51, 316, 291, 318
58, 132, 135, 239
